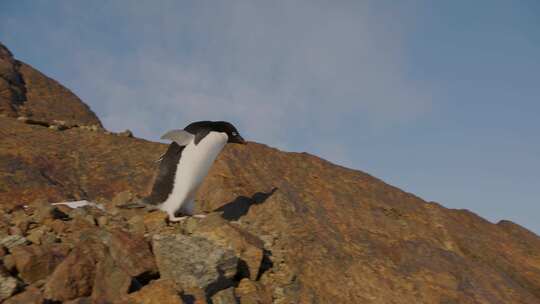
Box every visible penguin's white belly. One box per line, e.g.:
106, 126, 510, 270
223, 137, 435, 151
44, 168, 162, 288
160, 132, 227, 215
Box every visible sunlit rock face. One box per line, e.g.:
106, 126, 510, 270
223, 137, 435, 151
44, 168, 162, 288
0, 42, 101, 126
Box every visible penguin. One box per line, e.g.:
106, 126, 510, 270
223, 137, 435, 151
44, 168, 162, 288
143, 121, 245, 221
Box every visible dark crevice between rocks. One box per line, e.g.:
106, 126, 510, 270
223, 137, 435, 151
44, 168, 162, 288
180, 293, 196, 304
234, 247, 275, 283
16, 116, 81, 131
51, 207, 71, 221
127, 271, 160, 293
43, 300, 62, 304
39, 170, 64, 187
7, 60, 28, 107
204, 267, 235, 302
21, 119, 51, 128
4, 260, 21, 279
235, 259, 251, 282
215, 187, 277, 221
256, 249, 274, 281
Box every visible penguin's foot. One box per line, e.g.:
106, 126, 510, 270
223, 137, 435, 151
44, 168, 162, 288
193, 214, 207, 218
168, 215, 188, 222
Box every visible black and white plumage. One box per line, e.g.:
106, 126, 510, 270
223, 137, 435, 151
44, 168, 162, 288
143, 121, 245, 221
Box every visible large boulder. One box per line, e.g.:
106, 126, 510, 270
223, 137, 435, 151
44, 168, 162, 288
43, 240, 101, 302
187, 214, 264, 280
43, 228, 157, 302
152, 234, 238, 296
11, 243, 70, 284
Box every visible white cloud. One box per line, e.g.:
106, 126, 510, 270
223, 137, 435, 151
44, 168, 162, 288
25, 1, 433, 163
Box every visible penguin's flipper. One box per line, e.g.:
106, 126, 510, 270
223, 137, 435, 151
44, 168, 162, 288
160, 129, 194, 146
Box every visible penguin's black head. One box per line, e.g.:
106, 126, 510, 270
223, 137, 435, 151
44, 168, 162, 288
185, 120, 246, 144
214, 121, 246, 144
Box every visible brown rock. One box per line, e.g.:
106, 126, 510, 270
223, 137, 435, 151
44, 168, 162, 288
101, 228, 157, 277
70, 208, 99, 226
143, 211, 168, 233
211, 287, 237, 304
10, 211, 30, 234
0, 267, 19, 301
111, 191, 135, 207
190, 214, 264, 280
2, 254, 15, 272
32, 204, 70, 223
4, 286, 43, 304
0, 235, 29, 250
118, 279, 183, 304
127, 215, 146, 235
25, 226, 52, 245
91, 252, 133, 303
40, 232, 58, 245
66, 217, 97, 238
64, 297, 92, 304
48, 219, 69, 234
97, 216, 109, 227
11, 243, 69, 283
25, 230, 43, 245
118, 130, 133, 137
235, 279, 271, 304
7, 226, 22, 236
43, 227, 156, 303
43, 242, 100, 302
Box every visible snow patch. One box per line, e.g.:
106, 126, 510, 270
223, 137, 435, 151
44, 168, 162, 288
52, 200, 105, 211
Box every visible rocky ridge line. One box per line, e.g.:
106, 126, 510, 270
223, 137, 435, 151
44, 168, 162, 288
0, 42, 101, 127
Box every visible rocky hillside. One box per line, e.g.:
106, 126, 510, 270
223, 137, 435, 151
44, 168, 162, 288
0, 43, 539, 304
0, 42, 101, 127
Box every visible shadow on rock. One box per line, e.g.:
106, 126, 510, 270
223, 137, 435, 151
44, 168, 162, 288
256, 249, 274, 280
215, 188, 277, 221
180, 294, 196, 304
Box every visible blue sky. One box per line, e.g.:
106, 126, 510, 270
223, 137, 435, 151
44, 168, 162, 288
1, 1, 539, 234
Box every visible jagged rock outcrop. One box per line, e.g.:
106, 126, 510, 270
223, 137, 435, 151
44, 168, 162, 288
0, 44, 26, 117
0, 42, 539, 303
0, 43, 101, 127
